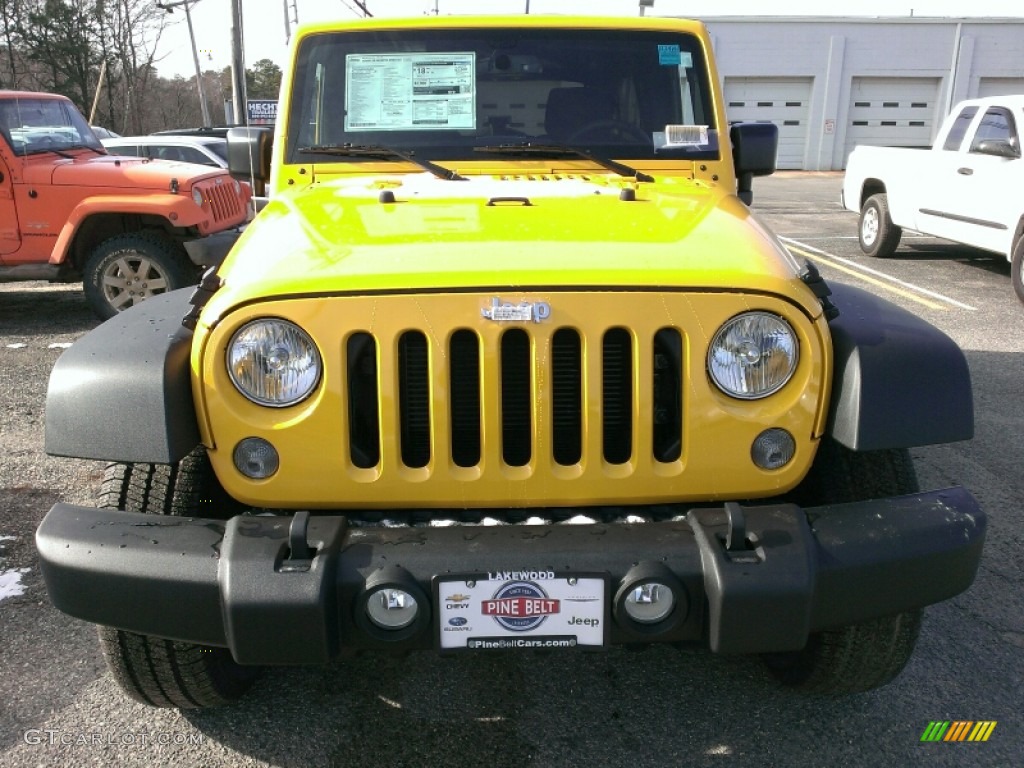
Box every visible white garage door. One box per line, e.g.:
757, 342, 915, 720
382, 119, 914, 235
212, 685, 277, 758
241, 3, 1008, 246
843, 77, 941, 165
724, 77, 812, 170
978, 77, 1024, 98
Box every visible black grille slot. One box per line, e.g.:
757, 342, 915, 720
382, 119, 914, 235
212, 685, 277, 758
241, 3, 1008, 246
652, 328, 683, 462
347, 333, 380, 468
501, 329, 532, 466
398, 331, 430, 468
602, 328, 633, 464
449, 330, 481, 467
551, 328, 582, 465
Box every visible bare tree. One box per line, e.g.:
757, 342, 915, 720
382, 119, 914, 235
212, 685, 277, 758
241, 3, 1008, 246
16, 0, 99, 106
1, 1, 280, 134
98, 0, 171, 133
0, 0, 24, 88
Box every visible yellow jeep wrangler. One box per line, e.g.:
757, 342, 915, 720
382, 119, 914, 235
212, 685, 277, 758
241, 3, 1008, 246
38, 16, 984, 708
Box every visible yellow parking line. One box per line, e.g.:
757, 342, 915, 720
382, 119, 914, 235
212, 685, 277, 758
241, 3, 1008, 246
784, 243, 948, 311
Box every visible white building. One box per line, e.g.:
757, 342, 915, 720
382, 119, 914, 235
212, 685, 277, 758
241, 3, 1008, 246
702, 17, 1024, 170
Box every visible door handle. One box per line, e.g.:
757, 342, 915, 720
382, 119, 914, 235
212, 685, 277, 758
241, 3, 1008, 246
957, 167, 974, 176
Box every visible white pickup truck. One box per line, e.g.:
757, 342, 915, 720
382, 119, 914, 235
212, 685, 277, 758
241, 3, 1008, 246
842, 95, 1023, 302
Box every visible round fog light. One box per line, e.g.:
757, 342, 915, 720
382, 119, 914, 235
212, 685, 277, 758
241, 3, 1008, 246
751, 428, 796, 470
233, 437, 280, 479
366, 588, 419, 630
623, 582, 675, 624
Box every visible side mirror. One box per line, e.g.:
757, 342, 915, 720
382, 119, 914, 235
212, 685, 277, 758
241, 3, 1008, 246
227, 127, 273, 196
731, 122, 778, 205
974, 138, 1020, 159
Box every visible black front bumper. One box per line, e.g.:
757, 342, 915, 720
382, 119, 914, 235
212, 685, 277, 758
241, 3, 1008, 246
35, 488, 985, 665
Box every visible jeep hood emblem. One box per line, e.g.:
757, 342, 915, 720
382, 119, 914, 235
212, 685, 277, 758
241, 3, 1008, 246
481, 297, 551, 323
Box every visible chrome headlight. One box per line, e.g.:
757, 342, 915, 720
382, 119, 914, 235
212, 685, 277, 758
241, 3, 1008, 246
708, 312, 798, 399
227, 319, 321, 407
191, 187, 204, 206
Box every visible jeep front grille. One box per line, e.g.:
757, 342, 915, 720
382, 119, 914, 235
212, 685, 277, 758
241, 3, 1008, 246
205, 291, 825, 508
199, 179, 244, 223
344, 323, 683, 472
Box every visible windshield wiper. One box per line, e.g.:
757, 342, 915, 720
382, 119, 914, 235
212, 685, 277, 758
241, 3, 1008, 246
297, 143, 466, 181
58, 143, 105, 155
29, 146, 75, 159
473, 142, 654, 183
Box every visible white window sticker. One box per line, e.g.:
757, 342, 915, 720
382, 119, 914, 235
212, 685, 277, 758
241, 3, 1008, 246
345, 52, 476, 132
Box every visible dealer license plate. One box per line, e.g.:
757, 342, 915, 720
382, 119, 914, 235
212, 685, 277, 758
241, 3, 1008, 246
436, 572, 607, 651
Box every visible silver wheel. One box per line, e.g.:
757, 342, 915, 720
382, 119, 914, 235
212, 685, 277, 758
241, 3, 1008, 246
100, 254, 172, 311
83, 233, 194, 320
860, 205, 879, 247
858, 193, 902, 258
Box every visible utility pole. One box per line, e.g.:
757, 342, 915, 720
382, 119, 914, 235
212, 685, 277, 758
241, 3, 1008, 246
230, 0, 247, 125
89, 60, 107, 124
283, 0, 298, 45
157, 0, 212, 127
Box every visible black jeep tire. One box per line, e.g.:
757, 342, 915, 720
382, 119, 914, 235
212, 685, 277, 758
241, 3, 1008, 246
96, 448, 257, 708
858, 193, 902, 258
1011, 235, 1024, 304
83, 232, 195, 320
762, 438, 923, 693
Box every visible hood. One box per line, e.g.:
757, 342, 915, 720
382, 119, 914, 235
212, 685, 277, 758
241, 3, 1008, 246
23, 151, 225, 189
208, 173, 818, 319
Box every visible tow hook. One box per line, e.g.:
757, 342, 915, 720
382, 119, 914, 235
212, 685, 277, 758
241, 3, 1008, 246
723, 502, 760, 564
281, 510, 314, 572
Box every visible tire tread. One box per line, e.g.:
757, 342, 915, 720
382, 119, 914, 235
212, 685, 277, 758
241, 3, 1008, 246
764, 438, 923, 694
96, 449, 256, 708
860, 193, 903, 258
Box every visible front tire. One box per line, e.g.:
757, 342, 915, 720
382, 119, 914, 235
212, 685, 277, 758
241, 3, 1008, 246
1011, 235, 1024, 304
762, 610, 923, 694
96, 449, 257, 708
762, 439, 922, 693
859, 193, 902, 258
83, 232, 195, 320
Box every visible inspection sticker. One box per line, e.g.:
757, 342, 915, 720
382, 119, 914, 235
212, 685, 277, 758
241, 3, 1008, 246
658, 44, 681, 65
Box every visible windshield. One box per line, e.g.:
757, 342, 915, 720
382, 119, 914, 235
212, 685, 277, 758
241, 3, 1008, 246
206, 139, 229, 162
287, 27, 717, 165
0, 96, 105, 156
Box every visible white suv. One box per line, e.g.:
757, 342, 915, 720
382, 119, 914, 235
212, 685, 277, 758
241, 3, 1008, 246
101, 135, 228, 168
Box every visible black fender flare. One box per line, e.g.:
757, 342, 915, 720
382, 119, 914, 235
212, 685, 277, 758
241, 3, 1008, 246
825, 282, 973, 450
45, 289, 200, 463
43, 281, 974, 462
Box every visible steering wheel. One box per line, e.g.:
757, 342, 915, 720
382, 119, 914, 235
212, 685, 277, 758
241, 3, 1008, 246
566, 120, 650, 145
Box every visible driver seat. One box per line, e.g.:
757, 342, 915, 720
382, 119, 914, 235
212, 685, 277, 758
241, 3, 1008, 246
544, 87, 616, 142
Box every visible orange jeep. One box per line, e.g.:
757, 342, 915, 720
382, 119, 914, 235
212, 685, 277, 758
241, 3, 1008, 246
0, 91, 251, 318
